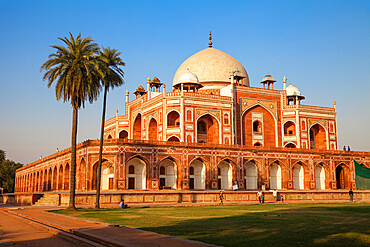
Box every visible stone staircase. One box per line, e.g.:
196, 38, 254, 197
33, 194, 60, 206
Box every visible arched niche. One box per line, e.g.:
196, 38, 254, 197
242, 105, 276, 147
309, 123, 327, 150
158, 158, 177, 189
189, 158, 206, 190
292, 163, 304, 189
244, 160, 258, 190
133, 114, 142, 140
64, 163, 70, 190
197, 114, 219, 144
284, 121, 296, 136
336, 163, 350, 189
167, 111, 180, 127
148, 118, 158, 141
119, 130, 128, 140
168, 136, 180, 142
126, 157, 147, 190
101, 161, 114, 190
269, 162, 282, 190
315, 164, 326, 190
217, 160, 233, 190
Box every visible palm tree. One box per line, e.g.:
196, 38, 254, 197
95, 47, 125, 209
41, 33, 102, 210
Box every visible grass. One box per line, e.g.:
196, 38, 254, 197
52, 203, 370, 246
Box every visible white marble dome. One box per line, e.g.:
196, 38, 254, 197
174, 71, 199, 86
286, 84, 302, 96
173, 48, 249, 89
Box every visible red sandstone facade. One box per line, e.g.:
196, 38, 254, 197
14, 42, 369, 193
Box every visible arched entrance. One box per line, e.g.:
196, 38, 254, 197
78, 158, 86, 190
315, 164, 325, 190
244, 160, 258, 190
126, 157, 146, 190
58, 165, 63, 190
217, 160, 233, 190
293, 164, 304, 189
101, 161, 114, 190
148, 118, 158, 141
64, 163, 70, 190
53, 166, 57, 191
158, 158, 177, 189
189, 159, 206, 190
309, 124, 327, 150
269, 162, 282, 189
197, 114, 219, 144
336, 164, 350, 189
133, 114, 142, 140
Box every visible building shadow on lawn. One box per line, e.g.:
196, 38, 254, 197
139, 205, 370, 247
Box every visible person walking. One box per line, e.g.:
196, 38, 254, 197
261, 191, 265, 204
347, 146, 351, 151
219, 191, 224, 205
343, 146, 346, 151
349, 189, 354, 202
257, 190, 262, 203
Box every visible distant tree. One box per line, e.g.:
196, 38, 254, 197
95, 47, 125, 209
0, 149, 23, 193
0, 149, 5, 163
41, 33, 102, 209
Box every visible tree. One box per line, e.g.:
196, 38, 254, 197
0, 149, 23, 193
95, 47, 125, 208
41, 33, 102, 209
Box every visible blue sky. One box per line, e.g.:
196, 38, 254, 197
0, 0, 369, 164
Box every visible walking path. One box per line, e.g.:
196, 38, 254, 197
0, 205, 217, 247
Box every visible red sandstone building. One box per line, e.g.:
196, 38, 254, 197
14, 38, 370, 197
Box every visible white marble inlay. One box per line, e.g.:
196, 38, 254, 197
166, 128, 181, 134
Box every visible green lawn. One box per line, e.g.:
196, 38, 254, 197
53, 203, 370, 246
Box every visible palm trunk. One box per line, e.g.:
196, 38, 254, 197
96, 85, 108, 209
69, 106, 78, 210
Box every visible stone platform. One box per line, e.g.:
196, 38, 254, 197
1, 190, 369, 206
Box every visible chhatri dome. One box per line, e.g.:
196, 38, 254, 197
173, 32, 249, 90
286, 83, 303, 97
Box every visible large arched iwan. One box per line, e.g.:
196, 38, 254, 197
243, 105, 275, 147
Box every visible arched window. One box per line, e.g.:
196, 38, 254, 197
284, 121, 296, 136
254, 142, 262, 146
187, 110, 192, 121
128, 165, 135, 174
225, 137, 230, 145
167, 111, 180, 127
301, 120, 306, 131
253, 121, 262, 133
224, 114, 229, 125
187, 135, 192, 143
107, 134, 113, 139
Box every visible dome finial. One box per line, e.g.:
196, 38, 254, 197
208, 31, 213, 48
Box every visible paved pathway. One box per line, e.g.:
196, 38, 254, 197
0, 205, 216, 247
0, 209, 97, 247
